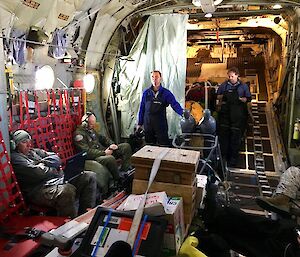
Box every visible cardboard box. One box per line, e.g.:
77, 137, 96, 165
196, 174, 207, 211
132, 179, 196, 226
117, 192, 168, 216
162, 197, 185, 257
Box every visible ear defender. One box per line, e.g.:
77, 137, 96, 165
81, 112, 95, 127
10, 139, 16, 151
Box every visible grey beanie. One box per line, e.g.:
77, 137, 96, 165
13, 130, 31, 146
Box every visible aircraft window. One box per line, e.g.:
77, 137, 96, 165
35, 65, 55, 90
83, 74, 95, 93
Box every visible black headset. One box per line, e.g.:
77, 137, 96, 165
81, 111, 96, 127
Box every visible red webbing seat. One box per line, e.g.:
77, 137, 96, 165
4, 88, 85, 256
9, 89, 84, 168
0, 124, 68, 256
0, 132, 26, 222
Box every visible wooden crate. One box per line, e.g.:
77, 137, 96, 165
134, 166, 195, 185
131, 145, 200, 185
132, 179, 196, 225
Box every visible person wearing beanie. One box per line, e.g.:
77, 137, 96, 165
10, 129, 98, 218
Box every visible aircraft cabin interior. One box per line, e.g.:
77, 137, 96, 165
0, 1, 300, 257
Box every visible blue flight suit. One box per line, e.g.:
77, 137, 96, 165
217, 80, 251, 165
138, 85, 183, 146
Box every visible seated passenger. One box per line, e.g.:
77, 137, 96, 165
10, 130, 98, 218
73, 112, 132, 185
256, 166, 300, 216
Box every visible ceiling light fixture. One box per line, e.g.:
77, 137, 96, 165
205, 13, 213, 18
192, 0, 201, 7
192, 0, 224, 14
272, 4, 282, 9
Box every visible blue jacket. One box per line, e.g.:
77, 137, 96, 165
138, 85, 183, 126
217, 80, 252, 102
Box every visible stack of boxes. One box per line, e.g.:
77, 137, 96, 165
131, 145, 200, 228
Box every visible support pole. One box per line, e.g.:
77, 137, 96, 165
0, 37, 10, 153
288, 50, 299, 149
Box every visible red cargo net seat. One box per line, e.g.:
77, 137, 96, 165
0, 120, 67, 257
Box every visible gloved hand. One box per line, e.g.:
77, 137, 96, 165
182, 109, 191, 119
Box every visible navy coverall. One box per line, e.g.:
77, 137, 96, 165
217, 80, 251, 165
138, 85, 183, 146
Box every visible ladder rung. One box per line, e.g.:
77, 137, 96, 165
256, 160, 264, 164
258, 175, 267, 179
255, 157, 264, 161
259, 179, 269, 184
256, 162, 264, 166
262, 191, 273, 196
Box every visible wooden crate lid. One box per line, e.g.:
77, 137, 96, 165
132, 145, 200, 172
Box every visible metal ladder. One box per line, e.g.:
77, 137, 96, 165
251, 102, 273, 198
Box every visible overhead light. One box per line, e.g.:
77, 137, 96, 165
192, 0, 201, 7
192, 0, 223, 13
272, 4, 282, 9
118, 56, 135, 61
205, 13, 213, 18
239, 35, 245, 41
213, 0, 223, 5
83, 74, 95, 93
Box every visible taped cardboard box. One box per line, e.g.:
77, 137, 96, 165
117, 192, 168, 216
132, 179, 196, 226
117, 193, 185, 256
162, 197, 185, 257
196, 174, 208, 211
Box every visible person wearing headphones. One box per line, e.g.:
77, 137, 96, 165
10, 129, 98, 218
73, 112, 132, 186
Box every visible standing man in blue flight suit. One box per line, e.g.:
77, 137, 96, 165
217, 67, 252, 167
137, 70, 183, 146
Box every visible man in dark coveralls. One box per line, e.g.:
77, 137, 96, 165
137, 70, 183, 146
217, 67, 251, 167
